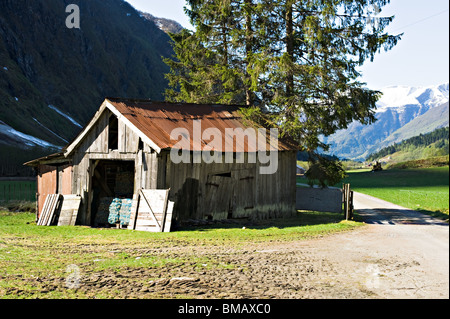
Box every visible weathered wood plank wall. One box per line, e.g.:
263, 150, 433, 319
162, 150, 297, 222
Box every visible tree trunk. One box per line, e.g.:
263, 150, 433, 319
245, 0, 253, 106
222, 23, 228, 66
285, 1, 294, 97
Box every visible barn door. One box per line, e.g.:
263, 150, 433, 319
204, 173, 234, 219
231, 169, 255, 218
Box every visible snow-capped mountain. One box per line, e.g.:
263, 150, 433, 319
323, 83, 449, 160
376, 83, 449, 112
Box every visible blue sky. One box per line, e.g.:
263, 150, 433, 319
126, 0, 449, 90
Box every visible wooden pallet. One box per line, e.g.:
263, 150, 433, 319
37, 194, 81, 226
37, 194, 61, 226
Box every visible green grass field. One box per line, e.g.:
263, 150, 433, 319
342, 166, 449, 219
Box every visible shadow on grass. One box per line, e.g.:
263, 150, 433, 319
176, 210, 350, 232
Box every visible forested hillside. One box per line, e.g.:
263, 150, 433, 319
367, 127, 449, 162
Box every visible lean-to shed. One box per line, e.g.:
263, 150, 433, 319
25, 98, 299, 229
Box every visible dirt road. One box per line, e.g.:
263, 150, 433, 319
343, 191, 449, 298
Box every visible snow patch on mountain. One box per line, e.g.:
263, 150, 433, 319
32, 118, 68, 144
48, 105, 83, 128
0, 120, 59, 149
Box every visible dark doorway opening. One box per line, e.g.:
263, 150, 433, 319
90, 160, 135, 227
108, 116, 119, 150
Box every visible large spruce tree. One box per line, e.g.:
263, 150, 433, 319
164, 0, 402, 184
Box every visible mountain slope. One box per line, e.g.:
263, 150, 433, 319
0, 0, 173, 149
323, 83, 449, 160
378, 101, 449, 150
367, 126, 449, 163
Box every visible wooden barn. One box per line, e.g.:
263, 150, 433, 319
25, 98, 299, 231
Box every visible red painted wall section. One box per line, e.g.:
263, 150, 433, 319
37, 165, 57, 218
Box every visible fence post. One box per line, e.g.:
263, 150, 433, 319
343, 183, 352, 220
342, 184, 347, 219
345, 184, 349, 220
349, 190, 354, 220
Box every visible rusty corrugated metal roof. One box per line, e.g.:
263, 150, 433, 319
106, 98, 298, 152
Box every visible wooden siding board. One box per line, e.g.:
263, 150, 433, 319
135, 150, 143, 193
60, 164, 72, 195
118, 118, 126, 153
150, 152, 157, 189
164, 201, 174, 232
232, 168, 255, 218
118, 118, 139, 153
204, 175, 233, 219
127, 125, 140, 153
85, 110, 109, 154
